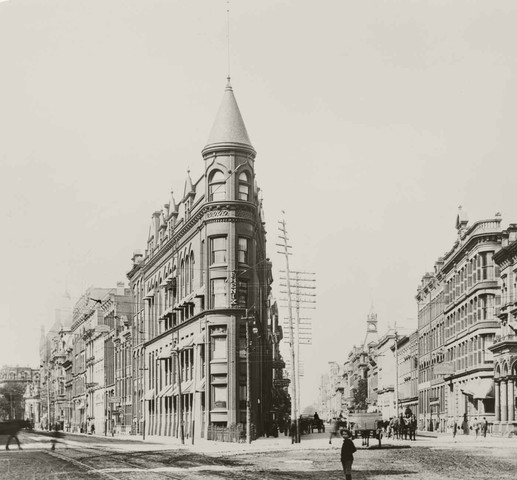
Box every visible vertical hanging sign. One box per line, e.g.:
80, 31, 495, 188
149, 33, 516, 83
230, 271, 237, 306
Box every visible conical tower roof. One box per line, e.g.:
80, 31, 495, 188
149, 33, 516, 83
202, 79, 255, 156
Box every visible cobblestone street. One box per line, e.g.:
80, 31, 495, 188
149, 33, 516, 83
1, 431, 517, 479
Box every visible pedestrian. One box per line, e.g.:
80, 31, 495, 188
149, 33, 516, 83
289, 420, 297, 444
50, 423, 64, 451
340, 429, 357, 480
2, 420, 23, 450
473, 417, 480, 439
314, 411, 322, 433
329, 417, 340, 445
452, 419, 457, 438
409, 415, 417, 441
482, 417, 488, 438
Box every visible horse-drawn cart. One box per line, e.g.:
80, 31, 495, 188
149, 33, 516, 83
348, 412, 383, 447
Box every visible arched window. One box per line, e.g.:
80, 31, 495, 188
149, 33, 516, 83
209, 170, 226, 201
180, 258, 185, 298
190, 252, 195, 293
238, 171, 250, 201
185, 256, 190, 295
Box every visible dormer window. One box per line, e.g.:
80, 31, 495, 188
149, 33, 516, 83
238, 171, 250, 201
209, 170, 226, 201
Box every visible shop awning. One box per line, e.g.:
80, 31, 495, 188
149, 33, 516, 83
171, 380, 194, 396
157, 384, 173, 398
176, 335, 194, 351
193, 330, 206, 346
472, 379, 494, 399
196, 377, 206, 392
144, 389, 155, 400
158, 348, 173, 360
461, 379, 494, 399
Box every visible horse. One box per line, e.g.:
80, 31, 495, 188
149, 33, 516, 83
0, 420, 31, 450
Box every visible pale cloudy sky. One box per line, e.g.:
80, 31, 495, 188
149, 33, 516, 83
1, 0, 517, 406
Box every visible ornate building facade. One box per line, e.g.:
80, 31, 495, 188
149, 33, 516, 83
416, 210, 503, 431
127, 79, 275, 441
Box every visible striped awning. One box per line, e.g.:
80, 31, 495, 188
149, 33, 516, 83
196, 377, 206, 392
171, 380, 194, 396
157, 384, 173, 398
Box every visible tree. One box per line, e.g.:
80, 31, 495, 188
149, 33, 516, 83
0, 382, 27, 420
351, 378, 368, 412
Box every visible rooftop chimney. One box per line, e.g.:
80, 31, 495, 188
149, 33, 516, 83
132, 249, 143, 265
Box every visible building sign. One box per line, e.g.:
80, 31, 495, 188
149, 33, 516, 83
230, 271, 237, 306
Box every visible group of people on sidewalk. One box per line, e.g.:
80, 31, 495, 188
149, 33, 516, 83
452, 415, 489, 438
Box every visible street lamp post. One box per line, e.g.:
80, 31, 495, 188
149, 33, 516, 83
139, 365, 149, 441
246, 314, 252, 444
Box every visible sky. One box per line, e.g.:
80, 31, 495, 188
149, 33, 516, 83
1, 0, 517, 407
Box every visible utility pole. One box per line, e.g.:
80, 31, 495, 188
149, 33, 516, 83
279, 270, 316, 443
47, 367, 51, 430
276, 214, 299, 443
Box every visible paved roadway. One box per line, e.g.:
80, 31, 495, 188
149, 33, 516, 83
1, 429, 516, 479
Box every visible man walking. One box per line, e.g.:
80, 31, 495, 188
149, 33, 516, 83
329, 417, 340, 445
482, 417, 488, 438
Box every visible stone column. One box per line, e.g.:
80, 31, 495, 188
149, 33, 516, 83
509, 379, 515, 423
501, 380, 508, 423
495, 380, 501, 422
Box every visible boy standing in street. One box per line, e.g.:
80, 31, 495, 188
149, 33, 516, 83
340, 429, 357, 480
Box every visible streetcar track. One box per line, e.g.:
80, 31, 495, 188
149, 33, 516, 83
47, 442, 243, 480
47, 443, 316, 480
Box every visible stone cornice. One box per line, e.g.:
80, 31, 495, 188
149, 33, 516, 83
494, 240, 517, 267
137, 201, 259, 276
139, 307, 246, 350
442, 233, 502, 275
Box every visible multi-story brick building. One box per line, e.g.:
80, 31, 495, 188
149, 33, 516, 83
416, 210, 503, 432
442, 214, 502, 430
416, 260, 446, 432
127, 79, 275, 441
395, 330, 419, 420
66, 285, 131, 434
374, 331, 397, 419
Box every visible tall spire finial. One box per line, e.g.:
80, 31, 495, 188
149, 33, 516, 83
227, 0, 231, 82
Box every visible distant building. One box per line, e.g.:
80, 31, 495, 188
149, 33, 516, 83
373, 331, 397, 419
416, 260, 445, 432
395, 330, 419, 420
0, 365, 39, 422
